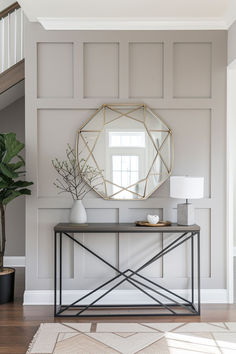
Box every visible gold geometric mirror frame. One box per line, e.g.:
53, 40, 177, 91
76, 104, 173, 200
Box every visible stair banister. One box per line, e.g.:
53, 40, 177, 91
0, 2, 24, 74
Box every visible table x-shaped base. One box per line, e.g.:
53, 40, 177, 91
54, 228, 200, 317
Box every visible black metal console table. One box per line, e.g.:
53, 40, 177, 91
54, 223, 200, 317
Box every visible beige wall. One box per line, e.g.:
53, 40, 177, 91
0, 97, 25, 256
24, 20, 227, 302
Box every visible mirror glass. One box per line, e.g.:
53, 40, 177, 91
77, 104, 173, 200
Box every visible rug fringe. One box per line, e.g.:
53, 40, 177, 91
26, 324, 42, 354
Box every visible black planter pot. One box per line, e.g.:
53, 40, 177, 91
0, 268, 15, 304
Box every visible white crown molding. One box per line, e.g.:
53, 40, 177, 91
37, 17, 228, 31
225, 16, 236, 29
24, 288, 228, 305
224, 2, 236, 29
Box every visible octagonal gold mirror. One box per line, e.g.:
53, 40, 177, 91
76, 104, 173, 200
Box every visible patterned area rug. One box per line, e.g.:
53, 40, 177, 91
27, 322, 236, 353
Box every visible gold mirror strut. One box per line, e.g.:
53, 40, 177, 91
76, 104, 174, 200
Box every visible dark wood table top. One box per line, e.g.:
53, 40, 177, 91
54, 223, 200, 233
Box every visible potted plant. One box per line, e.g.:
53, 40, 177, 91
52, 144, 102, 223
0, 133, 33, 304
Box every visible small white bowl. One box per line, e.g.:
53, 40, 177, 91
147, 215, 159, 224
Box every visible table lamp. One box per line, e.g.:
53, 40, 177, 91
170, 176, 204, 225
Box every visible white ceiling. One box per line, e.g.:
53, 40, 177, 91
18, 0, 236, 30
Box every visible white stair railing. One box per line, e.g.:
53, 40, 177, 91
0, 3, 24, 74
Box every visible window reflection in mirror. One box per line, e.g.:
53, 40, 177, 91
108, 131, 145, 199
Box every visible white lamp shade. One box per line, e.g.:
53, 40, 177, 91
170, 176, 204, 199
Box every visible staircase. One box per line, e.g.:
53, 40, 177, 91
0, 2, 24, 95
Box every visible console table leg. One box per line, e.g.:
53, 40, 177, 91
191, 233, 194, 305
59, 232, 62, 307
197, 231, 201, 315
54, 231, 57, 316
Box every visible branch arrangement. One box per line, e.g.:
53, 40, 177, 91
52, 144, 102, 200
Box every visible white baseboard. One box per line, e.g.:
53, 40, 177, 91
23, 289, 228, 305
4, 256, 25, 267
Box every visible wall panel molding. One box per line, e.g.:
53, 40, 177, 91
37, 42, 74, 98
129, 42, 164, 98
36, 98, 215, 109
83, 42, 119, 98
25, 20, 227, 298
173, 42, 212, 98
24, 289, 228, 305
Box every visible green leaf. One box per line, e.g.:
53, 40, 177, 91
9, 160, 25, 171
0, 163, 18, 178
0, 174, 13, 184
2, 191, 21, 205
2, 188, 31, 205
0, 133, 33, 205
0, 180, 9, 189
3, 133, 24, 164
0, 134, 5, 153
0, 181, 33, 191
0, 188, 13, 202
13, 181, 33, 188
0, 180, 11, 189
18, 188, 31, 195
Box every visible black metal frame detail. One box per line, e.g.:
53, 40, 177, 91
54, 229, 200, 317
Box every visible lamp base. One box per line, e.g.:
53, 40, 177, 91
177, 203, 195, 226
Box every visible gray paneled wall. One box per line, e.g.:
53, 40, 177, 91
24, 21, 226, 299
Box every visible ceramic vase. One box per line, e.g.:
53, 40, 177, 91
69, 200, 87, 223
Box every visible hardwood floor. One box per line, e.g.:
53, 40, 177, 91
1, 268, 236, 354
